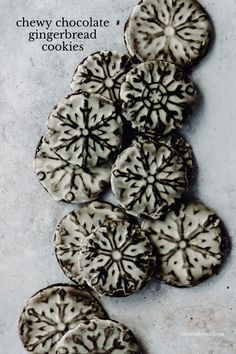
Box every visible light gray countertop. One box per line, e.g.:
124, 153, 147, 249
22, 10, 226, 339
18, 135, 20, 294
0, 0, 235, 353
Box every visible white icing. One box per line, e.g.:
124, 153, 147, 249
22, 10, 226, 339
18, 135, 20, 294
125, 0, 212, 67
70, 50, 135, 102
55, 319, 142, 354
34, 135, 111, 203
47, 93, 123, 167
19, 285, 107, 354
111, 140, 188, 219
134, 134, 194, 171
54, 202, 129, 285
120, 61, 196, 136
79, 220, 155, 296
142, 200, 224, 287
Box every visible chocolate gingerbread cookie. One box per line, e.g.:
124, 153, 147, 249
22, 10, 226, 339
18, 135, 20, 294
142, 200, 225, 287
35, 135, 111, 203
47, 93, 123, 167
70, 50, 135, 103
55, 318, 143, 354
120, 60, 196, 136
19, 284, 107, 354
79, 220, 156, 296
111, 140, 188, 218
54, 201, 129, 285
125, 0, 212, 67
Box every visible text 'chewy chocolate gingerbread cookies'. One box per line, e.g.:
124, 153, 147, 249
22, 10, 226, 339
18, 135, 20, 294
54, 201, 129, 285
124, 0, 212, 67
18, 284, 107, 354
111, 140, 188, 219
34, 135, 111, 203
120, 60, 196, 137
55, 318, 143, 354
47, 92, 123, 167
70, 50, 135, 103
142, 200, 225, 287
78, 219, 156, 296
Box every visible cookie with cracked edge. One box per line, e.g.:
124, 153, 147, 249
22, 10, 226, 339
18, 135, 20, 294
120, 60, 196, 137
70, 50, 136, 103
18, 284, 107, 354
54, 201, 131, 285
111, 140, 188, 219
34, 135, 111, 203
47, 92, 123, 167
124, 0, 212, 68
78, 219, 156, 296
55, 318, 143, 354
141, 200, 225, 287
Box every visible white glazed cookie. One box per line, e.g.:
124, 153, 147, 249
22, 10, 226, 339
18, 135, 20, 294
55, 319, 143, 354
124, 0, 212, 67
34, 135, 111, 203
54, 201, 129, 285
160, 134, 194, 170
18, 284, 107, 354
47, 93, 123, 167
142, 200, 225, 287
70, 50, 135, 102
111, 140, 188, 219
135, 133, 194, 172
79, 220, 156, 296
120, 60, 196, 137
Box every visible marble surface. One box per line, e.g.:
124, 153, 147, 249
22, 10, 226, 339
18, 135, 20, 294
0, 0, 235, 353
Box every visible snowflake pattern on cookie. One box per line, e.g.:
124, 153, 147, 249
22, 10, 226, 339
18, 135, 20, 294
111, 140, 188, 219
34, 135, 111, 203
142, 201, 225, 287
70, 50, 135, 102
55, 319, 143, 354
120, 61, 196, 136
125, 0, 212, 67
47, 93, 123, 167
161, 134, 194, 170
54, 201, 129, 285
79, 220, 156, 296
18, 284, 107, 354
135, 133, 194, 172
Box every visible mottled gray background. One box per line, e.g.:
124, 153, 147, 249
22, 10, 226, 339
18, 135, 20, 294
0, 0, 235, 353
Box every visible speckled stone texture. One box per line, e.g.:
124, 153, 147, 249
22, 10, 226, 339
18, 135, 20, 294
0, 1, 236, 354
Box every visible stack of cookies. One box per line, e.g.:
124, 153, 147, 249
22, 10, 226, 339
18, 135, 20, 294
19, 284, 143, 353
54, 201, 156, 296
19, 1, 229, 353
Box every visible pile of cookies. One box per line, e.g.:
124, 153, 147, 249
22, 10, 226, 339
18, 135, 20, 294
53, 199, 225, 292
19, 284, 143, 353
19, 0, 229, 353
34, 51, 135, 204
54, 201, 156, 296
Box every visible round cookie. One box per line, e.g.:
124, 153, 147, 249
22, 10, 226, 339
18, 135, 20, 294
142, 200, 225, 287
54, 201, 129, 285
34, 135, 111, 203
18, 284, 107, 354
70, 50, 135, 103
124, 0, 212, 67
79, 220, 156, 296
55, 318, 143, 354
47, 93, 123, 167
120, 60, 196, 137
111, 140, 188, 219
